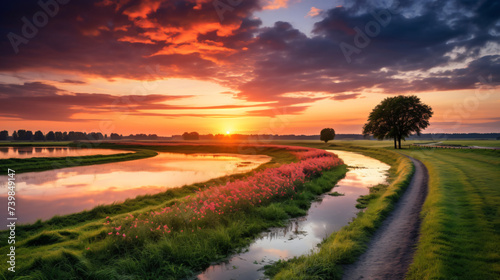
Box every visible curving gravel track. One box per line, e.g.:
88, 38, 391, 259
342, 156, 428, 280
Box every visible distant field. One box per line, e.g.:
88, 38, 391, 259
332, 139, 500, 148
273, 136, 500, 149
440, 140, 500, 147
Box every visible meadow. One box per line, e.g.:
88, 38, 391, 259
1, 139, 498, 279
400, 148, 500, 279
438, 140, 500, 147
0, 143, 347, 279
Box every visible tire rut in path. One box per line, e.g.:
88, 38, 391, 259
342, 156, 428, 280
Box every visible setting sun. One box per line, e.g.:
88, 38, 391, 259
226, 131, 230, 135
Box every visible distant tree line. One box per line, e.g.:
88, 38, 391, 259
182, 132, 200, 140
0, 130, 146, 141
179, 133, 246, 140
126, 134, 158, 140
4, 129, 495, 142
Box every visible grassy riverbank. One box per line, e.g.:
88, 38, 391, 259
0, 144, 347, 279
265, 144, 414, 279
399, 148, 500, 279
3, 140, 496, 279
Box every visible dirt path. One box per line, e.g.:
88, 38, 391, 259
342, 156, 428, 280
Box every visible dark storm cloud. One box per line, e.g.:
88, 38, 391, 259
0, 0, 498, 116
233, 0, 499, 103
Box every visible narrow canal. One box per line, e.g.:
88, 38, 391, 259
198, 150, 390, 280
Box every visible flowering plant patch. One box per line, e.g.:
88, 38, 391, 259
106, 146, 342, 239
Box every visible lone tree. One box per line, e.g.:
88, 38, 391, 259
363, 95, 433, 149
320, 128, 336, 143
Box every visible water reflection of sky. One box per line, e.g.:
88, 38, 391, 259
0, 152, 270, 225
0, 146, 130, 159
198, 150, 390, 280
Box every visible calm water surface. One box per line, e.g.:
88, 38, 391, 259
0, 152, 270, 225
198, 150, 390, 280
0, 146, 130, 159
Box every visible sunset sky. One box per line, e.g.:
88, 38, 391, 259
1, 0, 499, 136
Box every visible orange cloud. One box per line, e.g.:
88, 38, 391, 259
122, 0, 162, 19
128, 19, 241, 62
306, 7, 322, 18
262, 0, 290, 10
118, 36, 156, 44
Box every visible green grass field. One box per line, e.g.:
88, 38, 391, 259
399, 148, 500, 279
439, 140, 500, 147
1, 140, 498, 279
